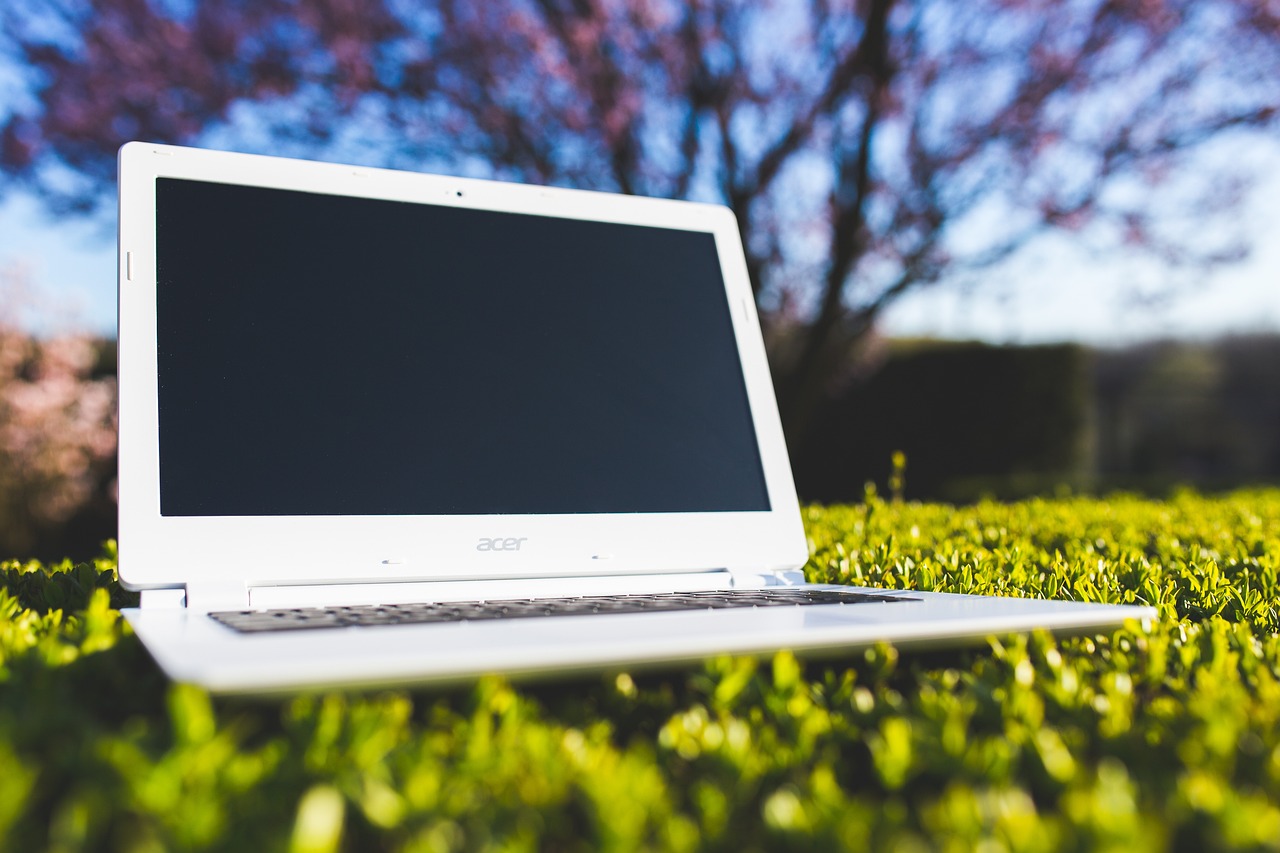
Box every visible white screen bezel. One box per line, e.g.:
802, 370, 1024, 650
117, 142, 806, 589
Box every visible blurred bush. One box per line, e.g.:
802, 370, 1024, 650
793, 335, 1280, 503
1095, 335, 1280, 492
793, 341, 1092, 503
0, 272, 117, 560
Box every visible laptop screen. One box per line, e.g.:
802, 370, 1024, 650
155, 177, 771, 517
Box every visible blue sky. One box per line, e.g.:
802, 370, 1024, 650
881, 155, 1280, 346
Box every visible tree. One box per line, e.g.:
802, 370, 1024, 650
3, 0, 1277, 438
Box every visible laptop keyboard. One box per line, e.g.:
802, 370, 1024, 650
210, 588, 917, 634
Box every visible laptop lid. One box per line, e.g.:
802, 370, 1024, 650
117, 142, 806, 590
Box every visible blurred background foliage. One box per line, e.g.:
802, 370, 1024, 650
0, 0, 1278, 556
795, 332, 1280, 504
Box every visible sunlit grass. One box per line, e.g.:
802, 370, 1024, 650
2, 490, 1280, 850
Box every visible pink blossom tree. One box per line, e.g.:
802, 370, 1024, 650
0, 265, 117, 556
3, 0, 1277, 435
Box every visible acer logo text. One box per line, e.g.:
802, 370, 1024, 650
477, 537, 527, 552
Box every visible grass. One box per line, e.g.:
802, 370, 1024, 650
2, 489, 1280, 851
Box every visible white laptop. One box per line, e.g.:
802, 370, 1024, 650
117, 142, 1153, 693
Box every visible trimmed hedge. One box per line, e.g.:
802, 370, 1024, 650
3, 490, 1280, 850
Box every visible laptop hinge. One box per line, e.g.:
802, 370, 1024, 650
184, 581, 251, 612
727, 568, 807, 588
139, 587, 187, 610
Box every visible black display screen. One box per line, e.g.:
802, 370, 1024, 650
155, 178, 771, 516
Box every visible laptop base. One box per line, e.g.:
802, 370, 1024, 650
124, 586, 1151, 694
